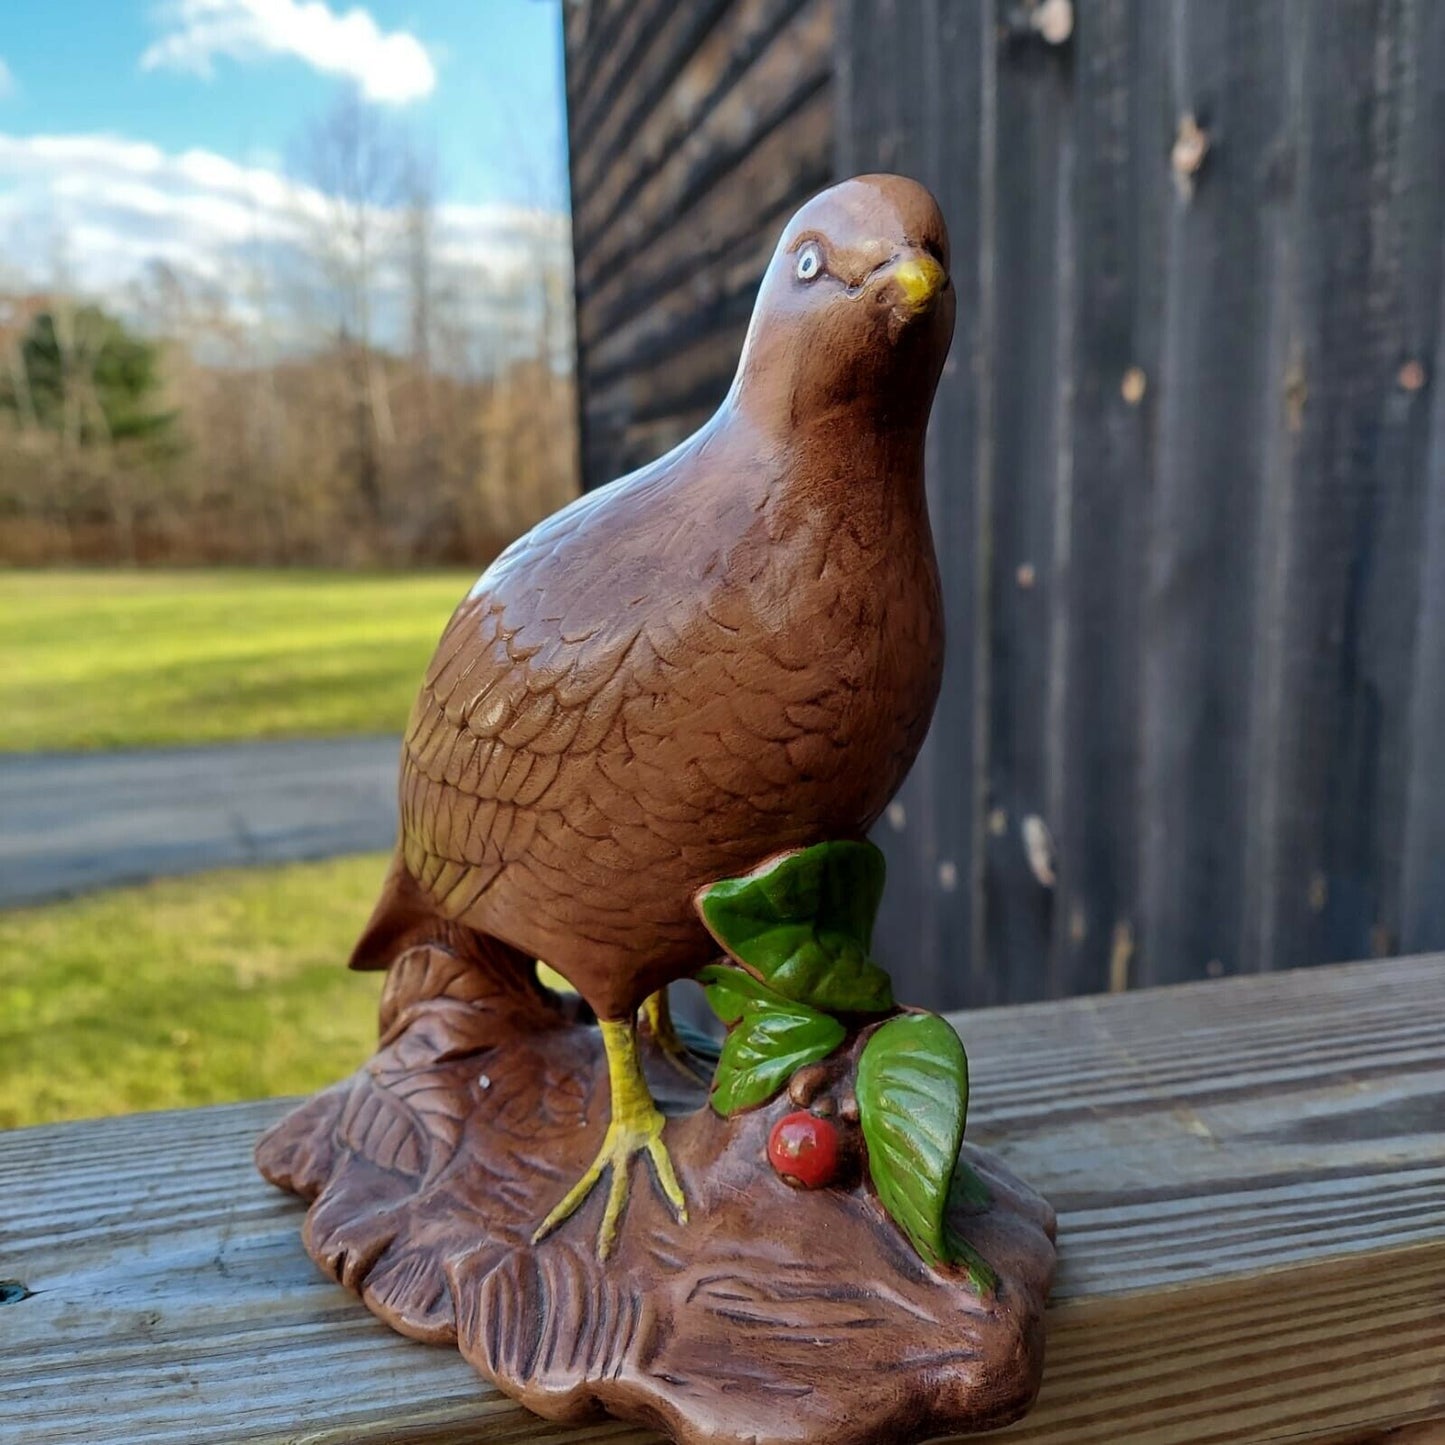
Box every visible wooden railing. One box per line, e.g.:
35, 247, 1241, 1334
4, 954, 1442, 1443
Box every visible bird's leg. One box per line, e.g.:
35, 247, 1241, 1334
532, 1017, 688, 1259
639, 988, 712, 1085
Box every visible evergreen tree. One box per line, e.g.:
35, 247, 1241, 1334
2, 305, 176, 447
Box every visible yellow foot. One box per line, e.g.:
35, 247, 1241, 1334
532, 1110, 688, 1258
640, 989, 713, 1086
533, 1018, 688, 1259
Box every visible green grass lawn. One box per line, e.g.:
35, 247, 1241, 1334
0, 568, 475, 751
0, 854, 390, 1128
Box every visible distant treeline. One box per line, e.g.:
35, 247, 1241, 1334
0, 94, 577, 568
0, 295, 576, 567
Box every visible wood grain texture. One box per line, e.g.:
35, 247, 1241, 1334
1048, 0, 1166, 999
565, 0, 836, 493
838, 0, 990, 1012
831, 0, 1445, 1005
570, 0, 806, 253
1138, 0, 1296, 989
1245, 0, 1445, 979
4, 954, 1442, 1443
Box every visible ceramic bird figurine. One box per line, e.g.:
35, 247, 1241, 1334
350, 173, 956, 1258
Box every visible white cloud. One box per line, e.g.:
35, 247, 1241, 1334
0, 57, 15, 99
0, 132, 570, 365
141, 0, 436, 105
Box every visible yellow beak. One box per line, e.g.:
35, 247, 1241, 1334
892, 254, 947, 311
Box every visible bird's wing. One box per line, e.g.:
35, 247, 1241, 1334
391, 474, 691, 925
359, 450, 875, 975
400, 608, 631, 912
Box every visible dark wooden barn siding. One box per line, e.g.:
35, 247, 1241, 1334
562, 0, 1445, 1010
843, 0, 1445, 1008
563, 0, 837, 490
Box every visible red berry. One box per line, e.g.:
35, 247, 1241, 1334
767, 1110, 840, 1189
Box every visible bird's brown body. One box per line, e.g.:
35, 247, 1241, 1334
355, 175, 954, 1025
350, 172, 956, 1255
391, 408, 942, 1017
260, 179, 1061, 1395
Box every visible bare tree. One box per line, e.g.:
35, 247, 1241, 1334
0, 84, 580, 569
402, 149, 438, 377
295, 90, 413, 525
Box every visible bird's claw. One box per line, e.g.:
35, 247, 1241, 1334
533, 1108, 688, 1259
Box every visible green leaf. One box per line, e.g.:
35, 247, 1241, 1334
709, 999, 845, 1116
696, 962, 793, 1024
857, 1013, 970, 1268
943, 1231, 999, 1296
695, 842, 894, 1013
945, 1161, 998, 1294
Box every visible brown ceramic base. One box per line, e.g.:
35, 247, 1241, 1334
256, 944, 1057, 1445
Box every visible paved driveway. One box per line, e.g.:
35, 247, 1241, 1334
0, 736, 401, 907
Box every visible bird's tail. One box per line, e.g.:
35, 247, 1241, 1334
350, 848, 535, 991
349, 849, 443, 971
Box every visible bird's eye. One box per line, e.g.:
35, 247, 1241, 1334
795, 244, 823, 282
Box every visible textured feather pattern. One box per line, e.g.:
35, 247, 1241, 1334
392, 427, 943, 1019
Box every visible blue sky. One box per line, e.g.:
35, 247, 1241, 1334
0, 0, 568, 209
0, 1, 571, 344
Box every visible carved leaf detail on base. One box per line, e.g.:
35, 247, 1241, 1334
254, 1083, 347, 1200
362, 1247, 456, 1344
379, 941, 564, 1043
257, 938, 1057, 1445
336, 1066, 468, 1181
457, 1242, 659, 1406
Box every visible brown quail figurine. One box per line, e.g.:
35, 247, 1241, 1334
351, 173, 956, 1258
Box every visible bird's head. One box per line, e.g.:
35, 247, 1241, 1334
728, 173, 955, 439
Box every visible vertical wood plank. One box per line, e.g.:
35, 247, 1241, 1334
844, 0, 990, 1009
1049, 0, 1171, 997
1137, 0, 1295, 986
1400, 284, 1445, 948
1317, 0, 1444, 966
1248, 0, 1445, 974
980, 14, 1074, 1003
1400, 7, 1445, 948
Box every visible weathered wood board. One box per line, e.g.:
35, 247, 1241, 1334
563, 0, 1445, 1007
565, 0, 836, 491
3, 954, 1442, 1443
837, 0, 1445, 1007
